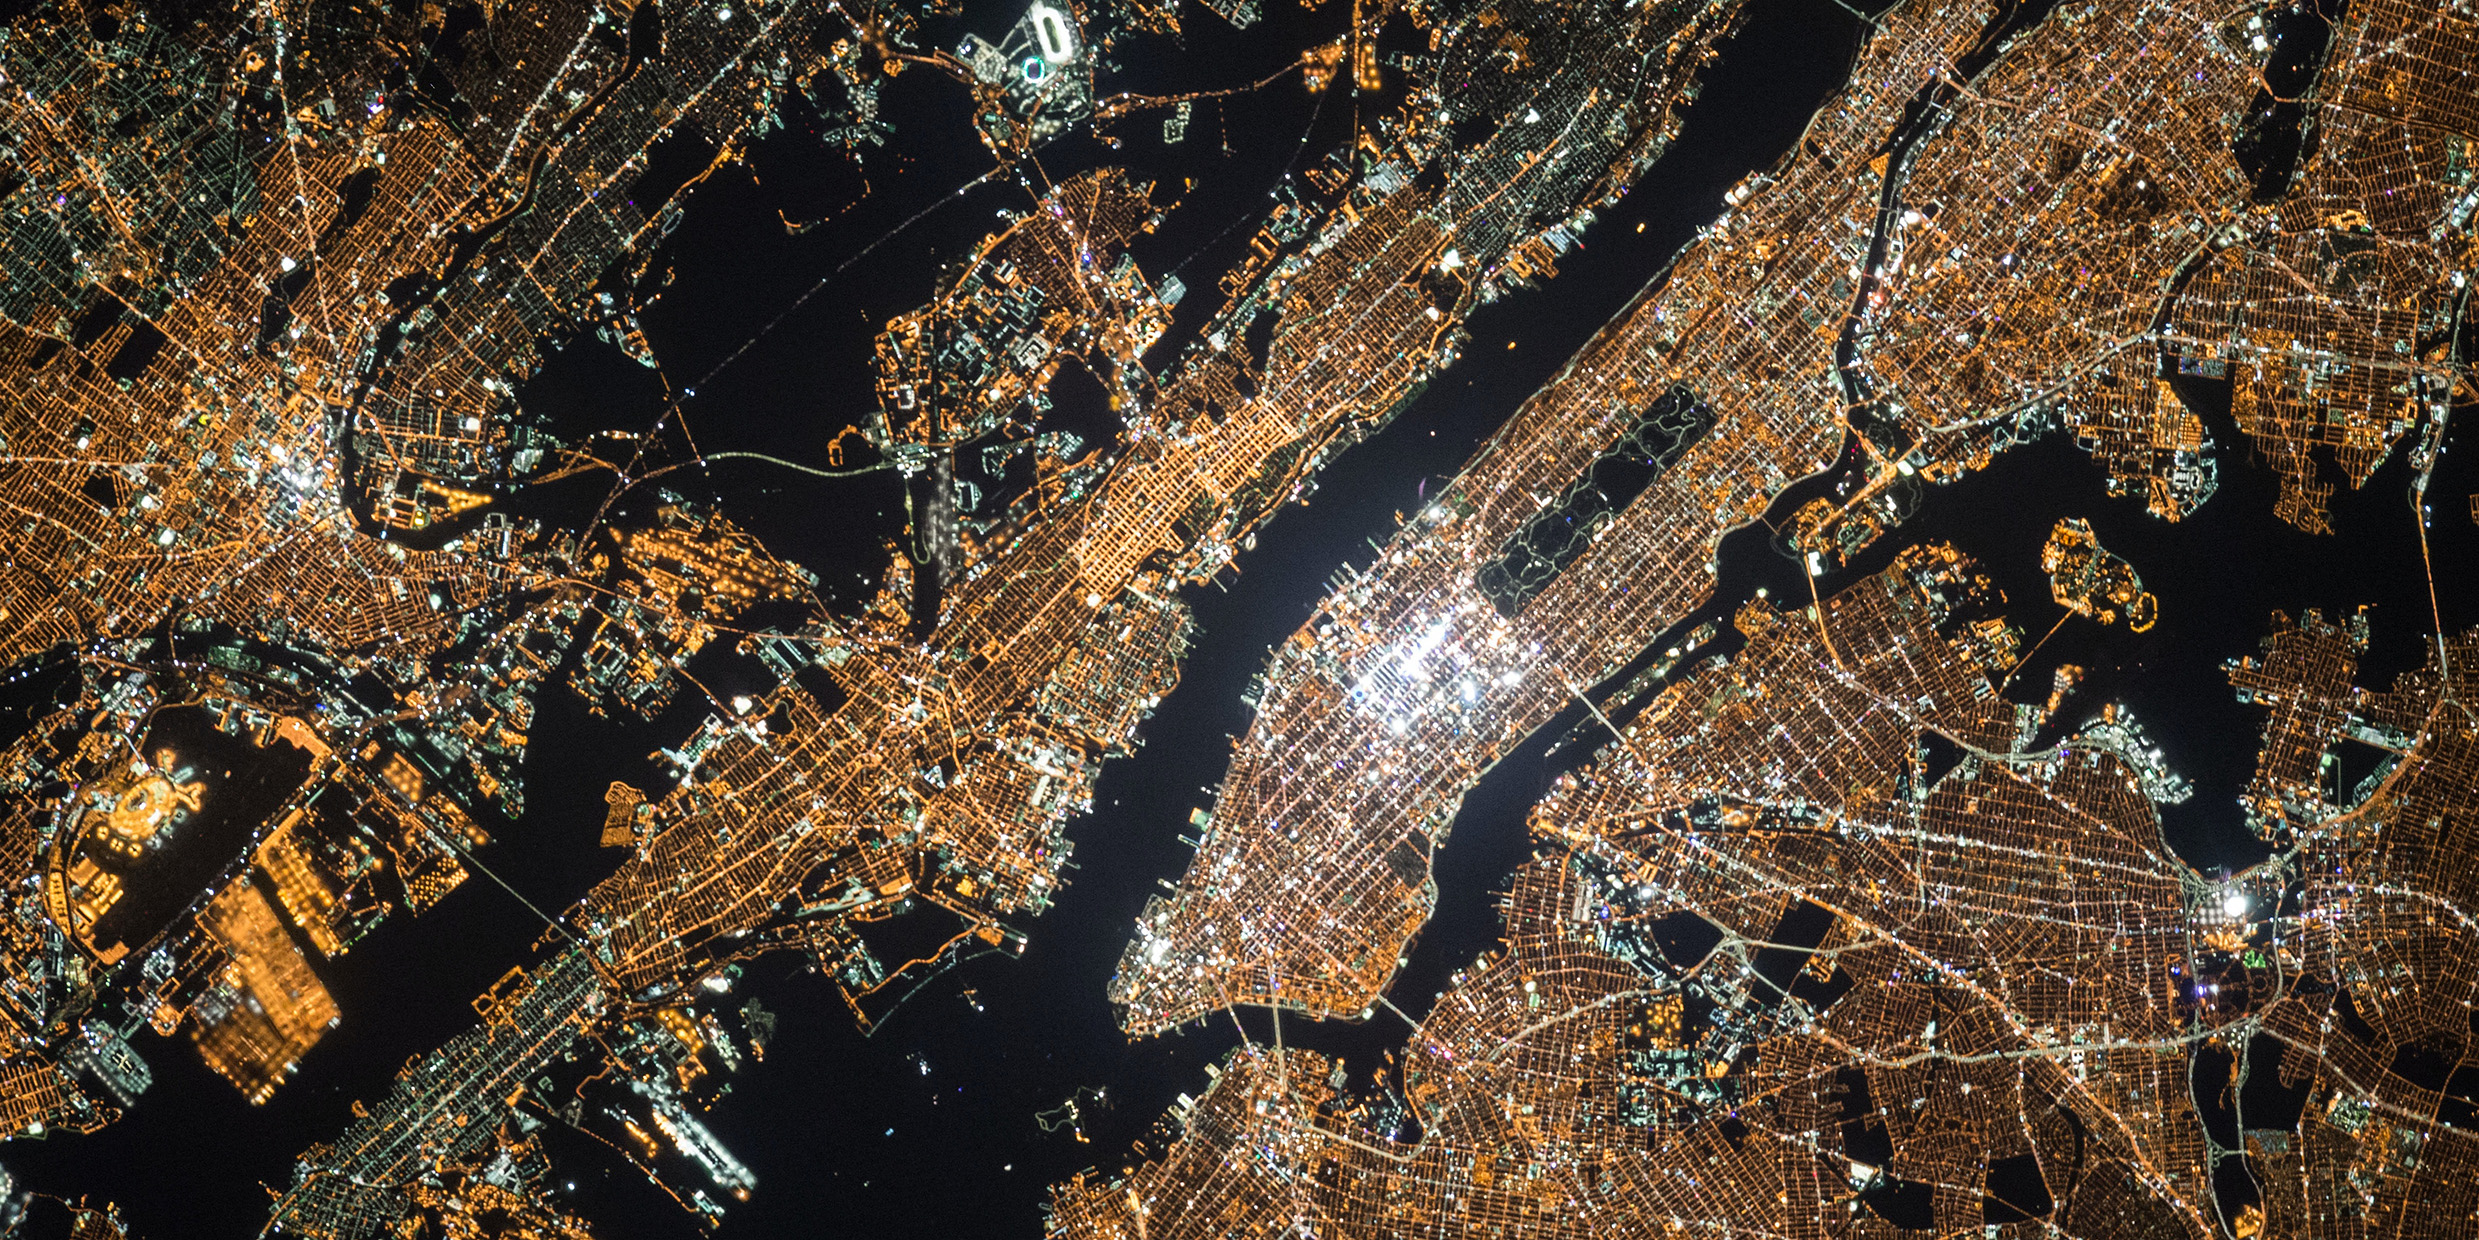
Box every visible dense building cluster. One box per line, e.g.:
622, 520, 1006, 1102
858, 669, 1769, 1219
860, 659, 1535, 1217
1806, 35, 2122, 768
1083, 0, 2479, 1236
0, 0, 2464, 1233
1112, 0, 2474, 1045
1062, 544, 2479, 1237
0, 0, 1763, 1229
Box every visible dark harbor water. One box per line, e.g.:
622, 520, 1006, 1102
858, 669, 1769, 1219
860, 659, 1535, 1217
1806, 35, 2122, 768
9, 0, 2474, 1235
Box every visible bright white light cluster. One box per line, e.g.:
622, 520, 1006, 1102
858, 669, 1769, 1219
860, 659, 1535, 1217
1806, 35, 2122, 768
1345, 604, 1531, 737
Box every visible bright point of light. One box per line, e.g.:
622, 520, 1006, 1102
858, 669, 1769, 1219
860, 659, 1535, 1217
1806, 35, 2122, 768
1390, 615, 1454, 682
732, 695, 753, 714
1439, 249, 1463, 271
2221, 890, 2248, 918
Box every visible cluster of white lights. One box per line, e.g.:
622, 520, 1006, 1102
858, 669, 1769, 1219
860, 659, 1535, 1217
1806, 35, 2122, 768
1346, 607, 1530, 737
